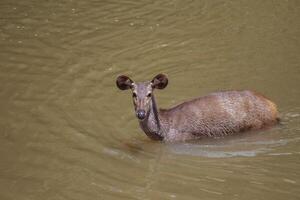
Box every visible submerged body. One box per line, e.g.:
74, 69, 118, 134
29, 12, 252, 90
116, 74, 279, 142
140, 90, 278, 142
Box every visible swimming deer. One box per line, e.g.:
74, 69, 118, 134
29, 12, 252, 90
116, 74, 279, 142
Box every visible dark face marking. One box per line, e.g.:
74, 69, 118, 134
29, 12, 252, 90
131, 82, 153, 121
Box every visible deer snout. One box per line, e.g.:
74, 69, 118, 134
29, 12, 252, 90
136, 109, 146, 120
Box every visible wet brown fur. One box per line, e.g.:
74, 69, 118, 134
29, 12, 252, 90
158, 90, 279, 141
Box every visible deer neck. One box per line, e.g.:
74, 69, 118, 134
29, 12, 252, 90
139, 95, 164, 140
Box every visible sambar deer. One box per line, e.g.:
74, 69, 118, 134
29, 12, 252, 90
116, 74, 279, 142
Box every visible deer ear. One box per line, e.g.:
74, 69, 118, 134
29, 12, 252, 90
151, 74, 168, 89
116, 75, 133, 90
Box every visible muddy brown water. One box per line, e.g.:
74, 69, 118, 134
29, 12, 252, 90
0, 1, 300, 200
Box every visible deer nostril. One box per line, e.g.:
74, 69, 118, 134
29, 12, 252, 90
136, 110, 146, 120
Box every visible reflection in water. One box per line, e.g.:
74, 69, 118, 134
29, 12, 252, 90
167, 132, 288, 158
0, 0, 300, 199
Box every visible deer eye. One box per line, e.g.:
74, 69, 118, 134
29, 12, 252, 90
147, 93, 152, 97
132, 93, 137, 98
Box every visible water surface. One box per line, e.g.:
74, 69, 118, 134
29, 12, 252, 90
0, 0, 300, 199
